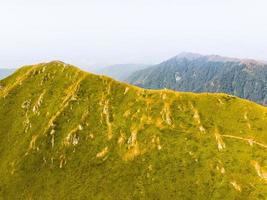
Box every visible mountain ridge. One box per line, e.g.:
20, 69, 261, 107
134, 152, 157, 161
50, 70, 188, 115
173, 52, 267, 64
0, 68, 16, 80
1, 61, 267, 199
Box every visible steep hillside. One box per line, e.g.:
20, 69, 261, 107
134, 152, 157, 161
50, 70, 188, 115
0, 68, 16, 80
1, 61, 267, 199
126, 52, 267, 106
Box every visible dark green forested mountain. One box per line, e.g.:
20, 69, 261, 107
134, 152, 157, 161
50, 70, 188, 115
1, 61, 267, 199
126, 52, 267, 106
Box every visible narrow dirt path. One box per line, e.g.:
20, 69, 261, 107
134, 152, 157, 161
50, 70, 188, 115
221, 134, 267, 149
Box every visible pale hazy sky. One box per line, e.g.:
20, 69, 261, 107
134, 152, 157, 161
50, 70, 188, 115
1, 0, 267, 68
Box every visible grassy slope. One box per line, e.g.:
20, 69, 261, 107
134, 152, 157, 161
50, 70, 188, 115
0, 68, 16, 80
1, 61, 267, 199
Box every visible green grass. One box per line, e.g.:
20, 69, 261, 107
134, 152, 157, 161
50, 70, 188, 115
1, 61, 267, 199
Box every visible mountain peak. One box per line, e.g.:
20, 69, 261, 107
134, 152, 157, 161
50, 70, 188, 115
175, 52, 240, 63
174, 52, 267, 65
47, 60, 67, 65
175, 52, 203, 60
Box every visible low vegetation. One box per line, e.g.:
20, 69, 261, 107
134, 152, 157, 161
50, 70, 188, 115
1, 61, 267, 199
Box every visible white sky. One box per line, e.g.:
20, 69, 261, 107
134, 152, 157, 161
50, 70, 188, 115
1, 0, 267, 68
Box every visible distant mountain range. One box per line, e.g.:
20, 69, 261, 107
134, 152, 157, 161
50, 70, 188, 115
1, 61, 267, 199
0, 68, 16, 80
126, 52, 267, 106
94, 64, 149, 81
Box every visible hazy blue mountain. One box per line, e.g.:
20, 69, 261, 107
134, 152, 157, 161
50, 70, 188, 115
126, 52, 267, 106
0, 68, 16, 80
94, 64, 149, 81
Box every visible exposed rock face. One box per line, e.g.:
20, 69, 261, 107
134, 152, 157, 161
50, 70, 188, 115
126, 53, 267, 106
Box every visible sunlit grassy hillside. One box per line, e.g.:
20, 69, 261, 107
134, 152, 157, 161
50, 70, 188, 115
1, 61, 267, 199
